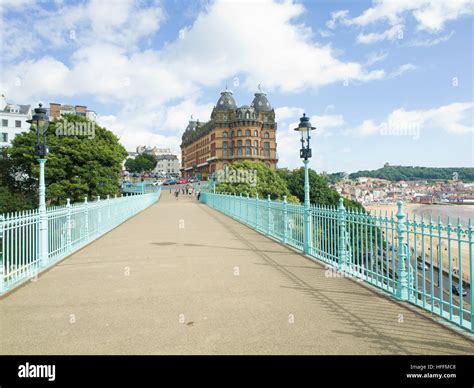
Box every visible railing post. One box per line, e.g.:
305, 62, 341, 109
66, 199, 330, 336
97, 196, 101, 231
84, 196, 89, 239
338, 198, 348, 271
66, 198, 72, 250
0, 215, 4, 293
267, 194, 271, 235
256, 194, 259, 231
107, 195, 111, 227
246, 193, 250, 225
396, 201, 409, 300
38, 159, 48, 267
469, 219, 474, 331
239, 193, 242, 221
283, 195, 288, 244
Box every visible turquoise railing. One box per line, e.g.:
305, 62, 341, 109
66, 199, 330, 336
0, 190, 161, 294
122, 181, 162, 194
200, 192, 473, 332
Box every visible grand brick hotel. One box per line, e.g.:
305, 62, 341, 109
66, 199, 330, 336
180, 89, 278, 179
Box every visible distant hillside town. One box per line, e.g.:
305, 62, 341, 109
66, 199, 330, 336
333, 176, 474, 205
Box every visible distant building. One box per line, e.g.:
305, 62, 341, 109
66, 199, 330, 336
126, 146, 181, 176
180, 88, 278, 179
0, 94, 32, 147
153, 154, 180, 176
414, 195, 434, 204
48, 102, 96, 121
136, 146, 173, 158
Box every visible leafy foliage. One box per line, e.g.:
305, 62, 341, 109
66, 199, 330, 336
1, 114, 127, 211
277, 167, 364, 211
215, 161, 299, 203
124, 153, 157, 173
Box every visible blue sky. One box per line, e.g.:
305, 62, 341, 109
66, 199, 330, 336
1, 0, 473, 173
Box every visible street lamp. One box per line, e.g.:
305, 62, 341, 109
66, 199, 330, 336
294, 113, 316, 255
27, 103, 50, 266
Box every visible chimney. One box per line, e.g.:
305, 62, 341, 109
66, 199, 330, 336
0, 94, 6, 111
49, 103, 61, 119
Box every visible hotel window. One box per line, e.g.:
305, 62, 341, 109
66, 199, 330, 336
254, 130, 258, 136
231, 130, 234, 137
223, 141, 228, 157
223, 131, 228, 138
245, 140, 251, 156
245, 130, 250, 137
2, 119, 7, 127
264, 142, 270, 157
253, 140, 258, 155
264, 132, 269, 139
237, 130, 242, 137
237, 140, 242, 156
15, 120, 21, 128
1, 133, 7, 142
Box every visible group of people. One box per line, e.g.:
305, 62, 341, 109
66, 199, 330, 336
173, 185, 200, 200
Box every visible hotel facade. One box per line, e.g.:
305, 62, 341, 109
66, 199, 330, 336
180, 89, 278, 179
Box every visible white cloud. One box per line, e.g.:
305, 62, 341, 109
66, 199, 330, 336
413, 1, 474, 32
275, 106, 304, 121
6, 0, 447, 156
365, 51, 389, 66
326, 10, 349, 29
408, 30, 455, 47
357, 24, 403, 44
274, 106, 346, 168
161, 99, 214, 131
348, 102, 473, 137
161, 0, 385, 93
330, 0, 473, 44
387, 63, 417, 78
311, 114, 345, 131
1, 0, 165, 61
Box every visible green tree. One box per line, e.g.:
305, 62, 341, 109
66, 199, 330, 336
124, 153, 157, 173
277, 167, 364, 211
4, 114, 127, 208
215, 161, 299, 202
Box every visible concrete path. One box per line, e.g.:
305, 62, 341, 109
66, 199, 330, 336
1, 192, 473, 354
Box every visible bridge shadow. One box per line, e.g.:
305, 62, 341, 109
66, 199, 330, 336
201, 206, 474, 355
150, 241, 299, 256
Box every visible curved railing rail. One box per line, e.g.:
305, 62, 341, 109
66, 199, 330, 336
0, 189, 161, 295
200, 191, 473, 332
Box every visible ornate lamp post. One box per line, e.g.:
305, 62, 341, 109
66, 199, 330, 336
294, 113, 316, 255
27, 103, 50, 266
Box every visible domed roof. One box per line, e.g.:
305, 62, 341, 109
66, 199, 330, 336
237, 104, 253, 110
216, 90, 237, 110
251, 91, 272, 111
182, 116, 197, 140
236, 105, 256, 120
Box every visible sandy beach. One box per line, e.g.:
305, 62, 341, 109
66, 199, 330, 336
366, 203, 473, 284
